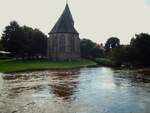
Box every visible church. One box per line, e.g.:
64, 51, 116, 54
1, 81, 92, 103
47, 3, 81, 61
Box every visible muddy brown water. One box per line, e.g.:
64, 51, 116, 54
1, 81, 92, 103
0, 67, 150, 113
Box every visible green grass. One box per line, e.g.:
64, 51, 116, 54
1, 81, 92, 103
0, 59, 97, 73
94, 58, 114, 66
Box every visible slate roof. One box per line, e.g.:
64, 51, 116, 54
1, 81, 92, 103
49, 4, 78, 34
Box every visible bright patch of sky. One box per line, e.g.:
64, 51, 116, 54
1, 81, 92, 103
0, 0, 150, 44
145, 0, 150, 4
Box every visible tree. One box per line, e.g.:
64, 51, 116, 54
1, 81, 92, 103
0, 40, 3, 50
91, 46, 104, 58
80, 39, 95, 58
1, 21, 23, 57
111, 45, 134, 66
130, 33, 150, 66
80, 39, 104, 58
16, 26, 47, 59
109, 33, 150, 66
1, 21, 47, 59
30, 28, 47, 58
105, 37, 120, 52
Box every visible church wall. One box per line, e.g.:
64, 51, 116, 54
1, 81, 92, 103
47, 33, 80, 61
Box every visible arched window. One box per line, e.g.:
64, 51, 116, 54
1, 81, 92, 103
60, 35, 65, 52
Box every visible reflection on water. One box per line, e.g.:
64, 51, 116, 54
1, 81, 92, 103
50, 74, 79, 100
0, 67, 150, 113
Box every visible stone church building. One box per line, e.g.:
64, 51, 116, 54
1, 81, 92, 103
47, 4, 81, 61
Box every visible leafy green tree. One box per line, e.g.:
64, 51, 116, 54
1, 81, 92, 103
30, 28, 47, 58
80, 39, 95, 58
110, 33, 150, 66
1, 21, 47, 59
80, 39, 104, 58
130, 33, 150, 66
91, 46, 104, 58
105, 37, 120, 52
111, 45, 132, 66
0, 40, 3, 50
1, 21, 23, 57
18, 26, 47, 59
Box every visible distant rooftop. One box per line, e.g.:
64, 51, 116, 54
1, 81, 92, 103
49, 4, 78, 34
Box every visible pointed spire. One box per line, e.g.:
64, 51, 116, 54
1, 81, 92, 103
50, 4, 78, 34
66, 0, 68, 4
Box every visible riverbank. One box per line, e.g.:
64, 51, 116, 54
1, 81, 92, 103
0, 59, 97, 73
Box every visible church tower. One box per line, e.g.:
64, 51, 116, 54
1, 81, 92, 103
47, 3, 81, 61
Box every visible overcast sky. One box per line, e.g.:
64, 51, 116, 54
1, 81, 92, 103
0, 0, 150, 44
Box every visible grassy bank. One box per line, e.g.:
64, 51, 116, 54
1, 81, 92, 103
0, 59, 97, 73
94, 58, 114, 67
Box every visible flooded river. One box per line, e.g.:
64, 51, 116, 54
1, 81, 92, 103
0, 67, 150, 113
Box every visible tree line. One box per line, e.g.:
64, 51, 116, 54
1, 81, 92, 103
0, 21, 104, 60
103, 33, 150, 67
0, 21, 47, 59
0, 21, 150, 67
80, 33, 150, 67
